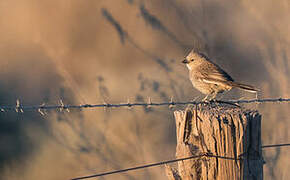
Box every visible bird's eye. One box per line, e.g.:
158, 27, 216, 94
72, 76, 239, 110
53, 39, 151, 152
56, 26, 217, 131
191, 59, 194, 61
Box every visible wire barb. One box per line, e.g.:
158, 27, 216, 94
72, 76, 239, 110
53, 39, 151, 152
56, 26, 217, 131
127, 99, 132, 107
146, 97, 152, 109
38, 103, 45, 116
15, 99, 23, 113
59, 99, 65, 112
169, 97, 175, 109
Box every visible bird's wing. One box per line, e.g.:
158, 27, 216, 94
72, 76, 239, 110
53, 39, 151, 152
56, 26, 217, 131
201, 62, 234, 83
202, 78, 230, 86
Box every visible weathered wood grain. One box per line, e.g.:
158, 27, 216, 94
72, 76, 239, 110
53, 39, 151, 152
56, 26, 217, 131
166, 104, 263, 180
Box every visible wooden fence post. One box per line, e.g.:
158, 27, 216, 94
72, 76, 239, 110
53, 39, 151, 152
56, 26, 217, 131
166, 104, 263, 180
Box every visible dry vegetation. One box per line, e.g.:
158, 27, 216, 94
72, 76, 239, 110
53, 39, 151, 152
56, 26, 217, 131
0, 0, 289, 180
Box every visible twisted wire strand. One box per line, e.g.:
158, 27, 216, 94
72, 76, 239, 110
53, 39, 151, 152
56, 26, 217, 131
1, 98, 289, 113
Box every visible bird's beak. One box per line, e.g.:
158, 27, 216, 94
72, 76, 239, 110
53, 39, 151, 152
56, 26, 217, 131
182, 59, 188, 64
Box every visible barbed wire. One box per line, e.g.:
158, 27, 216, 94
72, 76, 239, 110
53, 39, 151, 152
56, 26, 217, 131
0, 98, 289, 113
71, 143, 290, 180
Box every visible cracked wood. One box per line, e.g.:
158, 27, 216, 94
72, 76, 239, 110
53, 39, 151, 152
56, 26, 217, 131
166, 104, 263, 180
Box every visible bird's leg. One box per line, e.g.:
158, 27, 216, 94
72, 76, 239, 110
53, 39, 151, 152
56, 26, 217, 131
191, 96, 200, 102
202, 94, 210, 101
187, 96, 200, 109
214, 92, 226, 101
209, 92, 218, 101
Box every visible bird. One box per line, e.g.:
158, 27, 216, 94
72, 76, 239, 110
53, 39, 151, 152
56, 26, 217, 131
182, 50, 259, 101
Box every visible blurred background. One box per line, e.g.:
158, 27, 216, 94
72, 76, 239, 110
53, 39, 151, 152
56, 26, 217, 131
0, 0, 289, 179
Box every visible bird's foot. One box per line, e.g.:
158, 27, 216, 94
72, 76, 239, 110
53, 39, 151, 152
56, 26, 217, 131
190, 96, 200, 102
202, 95, 210, 102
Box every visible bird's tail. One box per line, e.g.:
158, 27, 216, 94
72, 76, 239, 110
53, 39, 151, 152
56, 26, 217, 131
228, 82, 259, 93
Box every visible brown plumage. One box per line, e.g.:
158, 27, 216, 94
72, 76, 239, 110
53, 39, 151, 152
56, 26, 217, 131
182, 50, 259, 100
